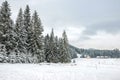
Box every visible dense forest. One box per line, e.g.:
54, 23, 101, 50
0, 1, 71, 63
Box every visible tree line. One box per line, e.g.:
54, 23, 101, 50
69, 45, 120, 58
0, 1, 71, 63
78, 48, 120, 58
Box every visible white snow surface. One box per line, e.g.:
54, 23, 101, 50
0, 58, 120, 80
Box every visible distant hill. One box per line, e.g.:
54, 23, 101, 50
69, 45, 81, 58
69, 45, 120, 58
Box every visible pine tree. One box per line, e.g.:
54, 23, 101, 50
0, 1, 11, 44
46, 29, 59, 63
15, 8, 25, 53
54, 36, 59, 62
59, 31, 71, 63
58, 38, 64, 62
23, 5, 32, 54
22, 5, 34, 63
31, 11, 45, 62
47, 29, 54, 62
0, 1, 16, 54
14, 8, 28, 63
44, 34, 50, 61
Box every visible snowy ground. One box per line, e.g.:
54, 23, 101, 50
0, 58, 120, 80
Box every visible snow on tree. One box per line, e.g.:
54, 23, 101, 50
15, 8, 26, 53
44, 34, 50, 61
0, 1, 11, 44
31, 11, 45, 62
14, 8, 34, 63
0, 1, 16, 55
23, 5, 32, 54
45, 29, 71, 63
0, 44, 7, 63
0, 1, 72, 63
54, 36, 60, 62
59, 31, 71, 63
46, 29, 56, 62
58, 38, 64, 62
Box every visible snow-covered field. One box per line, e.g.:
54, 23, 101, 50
0, 58, 120, 80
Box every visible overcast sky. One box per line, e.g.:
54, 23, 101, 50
0, 0, 120, 49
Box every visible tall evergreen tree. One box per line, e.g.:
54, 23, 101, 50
54, 36, 59, 62
22, 5, 34, 63
58, 38, 64, 62
46, 29, 59, 63
23, 5, 32, 54
0, 1, 16, 54
59, 31, 71, 63
44, 34, 50, 61
31, 11, 45, 62
15, 8, 25, 53
47, 29, 55, 62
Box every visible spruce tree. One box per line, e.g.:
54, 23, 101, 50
31, 11, 45, 62
23, 5, 34, 63
59, 31, 71, 63
58, 38, 64, 62
23, 5, 32, 54
0, 1, 16, 54
15, 8, 25, 53
47, 29, 54, 62
44, 34, 50, 61
54, 36, 59, 62
47, 29, 59, 63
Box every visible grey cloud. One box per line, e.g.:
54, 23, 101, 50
0, 0, 120, 27
83, 20, 120, 36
